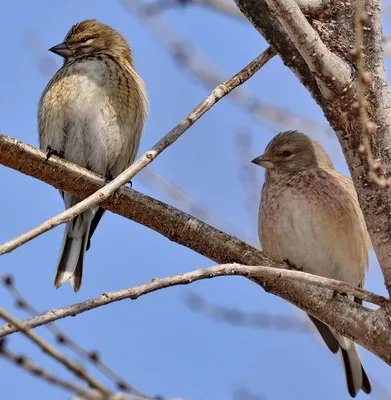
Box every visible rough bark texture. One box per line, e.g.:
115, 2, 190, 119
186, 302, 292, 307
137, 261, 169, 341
235, 0, 391, 293
1, 133, 390, 364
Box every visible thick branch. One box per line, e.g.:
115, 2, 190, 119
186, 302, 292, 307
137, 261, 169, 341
0, 222, 391, 364
264, 0, 351, 93
1, 135, 390, 362
235, 0, 391, 295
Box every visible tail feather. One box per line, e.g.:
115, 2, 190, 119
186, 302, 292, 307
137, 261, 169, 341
340, 344, 371, 397
309, 314, 371, 397
54, 234, 82, 289
68, 232, 88, 292
361, 365, 371, 394
54, 217, 90, 292
308, 315, 339, 353
54, 193, 97, 292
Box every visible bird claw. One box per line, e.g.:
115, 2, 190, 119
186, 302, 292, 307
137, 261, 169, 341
283, 259, 303, 271
46, 145, 59, 161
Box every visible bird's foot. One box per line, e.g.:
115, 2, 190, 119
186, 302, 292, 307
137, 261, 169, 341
283, 259, 303, 271
46, 145, 59, 161
105, 173, 114, 185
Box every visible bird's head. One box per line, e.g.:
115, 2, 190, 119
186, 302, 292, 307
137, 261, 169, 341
252, 130, 333, 176
49, 19, 132, 63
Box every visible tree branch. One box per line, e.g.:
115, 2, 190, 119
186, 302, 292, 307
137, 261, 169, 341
1, 132, 391, 362
0, 274, 149, 399
0, 47, 273, 255
264, 0, 351, 93
0, 308, 112, 396
123, 0, 334, 138
0, 263, 389, 364
0, 345, 104, 400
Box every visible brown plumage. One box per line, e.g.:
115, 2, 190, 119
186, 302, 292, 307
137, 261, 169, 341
252, 130, 371, 397
39, 19, 148, 292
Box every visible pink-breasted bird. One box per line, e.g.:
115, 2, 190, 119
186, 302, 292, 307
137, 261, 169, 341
252, 130, 371, 397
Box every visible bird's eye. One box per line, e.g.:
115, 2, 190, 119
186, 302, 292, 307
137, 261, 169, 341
79, 37, 90, 43
282, 150, 292, 157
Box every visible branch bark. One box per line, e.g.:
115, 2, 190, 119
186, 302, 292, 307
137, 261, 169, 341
0, 135, 390, 363
234, 0, 391, 295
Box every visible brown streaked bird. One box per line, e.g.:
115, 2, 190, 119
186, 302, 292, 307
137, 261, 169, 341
252, 130, 371, 397
39, 19, 148, 292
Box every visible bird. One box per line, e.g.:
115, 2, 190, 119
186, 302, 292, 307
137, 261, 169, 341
252, 130, 371, 397
38, 19, 148, 292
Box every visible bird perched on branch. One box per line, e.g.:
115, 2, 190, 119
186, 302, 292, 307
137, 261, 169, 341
39, 19, 148, 292
252, 130, 371, 397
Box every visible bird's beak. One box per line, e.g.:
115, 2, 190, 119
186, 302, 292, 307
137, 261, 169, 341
251, 155, 275, 169
49, 42, 72, 58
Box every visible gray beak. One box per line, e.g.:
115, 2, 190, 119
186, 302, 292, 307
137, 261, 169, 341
49, 43, 72, 58
251, 155, 275, 169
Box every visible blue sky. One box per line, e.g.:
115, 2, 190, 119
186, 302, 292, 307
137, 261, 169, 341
1, 1, 390, 399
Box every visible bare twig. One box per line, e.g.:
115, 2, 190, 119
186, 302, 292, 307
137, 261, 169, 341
123, 0, 334, 139
185, 292, 308, 331
139, 168, 257, 245
23, 29, 255, 249
354, 0, 391, 188
0, 47, 274, 255
0, 275, 149, 398
146, 0, 246, 20
0, 308, 112, 397
0, 264, 385, 338
0, 343, 103, 400
145, 0, 328, 19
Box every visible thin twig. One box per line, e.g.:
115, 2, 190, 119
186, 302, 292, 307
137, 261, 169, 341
185, 292, 308, 331
123, 0, 334, 139
0, 47, 274, 255
0, 308, 112, 396
0, 275, 149, 399
145, 0, 328, 20
354, 0, 391, 188
146, 0, 246, 20
0, 264, 385, 337
0, 344, 103, 400
139, 169, 257, 245
22, 29, 255, 250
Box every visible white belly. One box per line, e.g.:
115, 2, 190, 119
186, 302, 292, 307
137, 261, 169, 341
39, 59, 123, 177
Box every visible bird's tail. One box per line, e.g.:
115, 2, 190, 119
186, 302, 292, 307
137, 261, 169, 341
309, 315, 371, 397
338, 335, 371, 397
54, 194, 96, 292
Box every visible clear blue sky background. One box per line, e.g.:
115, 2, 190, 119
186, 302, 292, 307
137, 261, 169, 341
1, 1, 390, 399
